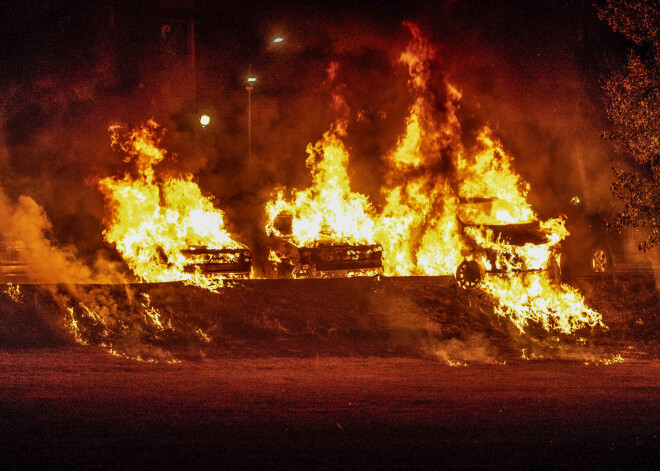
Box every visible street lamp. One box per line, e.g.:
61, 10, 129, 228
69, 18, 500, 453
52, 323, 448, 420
199, 114, 210, 127
246, 77, 257, 178
246, 36, 284, 184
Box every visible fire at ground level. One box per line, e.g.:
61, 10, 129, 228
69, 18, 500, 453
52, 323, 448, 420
0, 275, 658, 468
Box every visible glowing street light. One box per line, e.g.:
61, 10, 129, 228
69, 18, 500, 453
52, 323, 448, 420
273, 37, 284, 43
199, 114, 210, 127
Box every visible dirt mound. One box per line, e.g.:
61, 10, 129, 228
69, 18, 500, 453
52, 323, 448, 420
0, 277, 657, 362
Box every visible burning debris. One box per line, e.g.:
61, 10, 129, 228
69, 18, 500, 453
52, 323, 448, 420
3, 283, 22, 303
60, 286, 189, 363
99, 120, 251, 289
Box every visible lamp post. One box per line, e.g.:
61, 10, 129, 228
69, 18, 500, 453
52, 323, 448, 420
246, 76, 257, 181
246, 36, 284, 185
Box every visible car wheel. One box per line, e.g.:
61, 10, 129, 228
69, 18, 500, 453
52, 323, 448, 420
590, 245, 613, 274
455, 260, 484, 289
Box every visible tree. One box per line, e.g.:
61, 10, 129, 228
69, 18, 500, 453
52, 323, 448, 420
598, 0, 660, 250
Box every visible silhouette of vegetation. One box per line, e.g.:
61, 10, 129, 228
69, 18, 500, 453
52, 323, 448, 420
598, 0, 659, 250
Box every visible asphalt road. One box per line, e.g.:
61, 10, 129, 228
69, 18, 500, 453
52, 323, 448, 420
1, 349, 658, 470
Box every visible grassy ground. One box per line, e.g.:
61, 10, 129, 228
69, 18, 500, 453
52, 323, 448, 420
1, 275, 657, 362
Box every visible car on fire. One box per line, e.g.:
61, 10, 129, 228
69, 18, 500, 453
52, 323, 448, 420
453, 197, 561, 289
181, 243, 253, 279
265, 214, 383, 279
561, 198, 660, 275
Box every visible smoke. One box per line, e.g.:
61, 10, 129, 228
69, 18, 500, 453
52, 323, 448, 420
0, 186, 126, 284
447, 44, 618, 216
430, 1, 621, 216
427, 334, 499, 365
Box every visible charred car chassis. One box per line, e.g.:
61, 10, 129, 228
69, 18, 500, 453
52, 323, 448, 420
453, 198, 561, 289
181, 245, 252, 278
268, 238, 383, 279
455, 221, 561, 289
296, 243, 383, 278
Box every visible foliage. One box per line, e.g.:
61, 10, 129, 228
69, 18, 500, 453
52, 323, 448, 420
598, 0, 660, 249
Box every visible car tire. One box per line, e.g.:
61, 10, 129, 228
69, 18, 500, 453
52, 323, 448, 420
455, 260, 484, 289
590, 245, 614, 274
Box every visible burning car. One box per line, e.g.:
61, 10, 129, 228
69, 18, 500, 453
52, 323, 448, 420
266, 214, 383, 278
180, 243, 252, 279
453, 198, 561, 289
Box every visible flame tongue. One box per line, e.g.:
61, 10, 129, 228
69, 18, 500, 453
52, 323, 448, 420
457, 128, 536, 224
266, 121, 377, 247
99, 120, 243, 288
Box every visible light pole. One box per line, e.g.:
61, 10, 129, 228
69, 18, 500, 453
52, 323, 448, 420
246, 76, 257, 182
246, 36, 284, 185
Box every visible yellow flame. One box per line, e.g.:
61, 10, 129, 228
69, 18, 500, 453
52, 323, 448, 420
65, 307, 87, 345
584, 354, 623, 366
265, 121, 377, 247
483, 274, 602, 333
457, 128, 535, 224
141, 293, 171, 332
264, 23, 602, 334
99, 120, 245, 289
63, 299, 183, 364
4, 283, 22, 303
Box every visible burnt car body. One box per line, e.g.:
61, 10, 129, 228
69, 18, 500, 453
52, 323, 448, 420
454, 198, 561, 289
298, 241, 383, 278
267, 236, 383, 279
561, 201, 660, 275
181, 244, 252, 278
266, 212, 383, 278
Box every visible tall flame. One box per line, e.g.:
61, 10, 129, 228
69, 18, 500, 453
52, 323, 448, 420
99, 120, 244, 289
376, 24, 464, 276
265, 121, 377, 246
264, 23, 603, 334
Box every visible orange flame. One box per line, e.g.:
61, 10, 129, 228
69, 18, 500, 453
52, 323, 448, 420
265, 23, 602, 334
265, 121, 377, 247
99, 120, 246, 289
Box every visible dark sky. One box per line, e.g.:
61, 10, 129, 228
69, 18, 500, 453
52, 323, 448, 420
0, 1, 623, 80
0, 0, 630, 253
